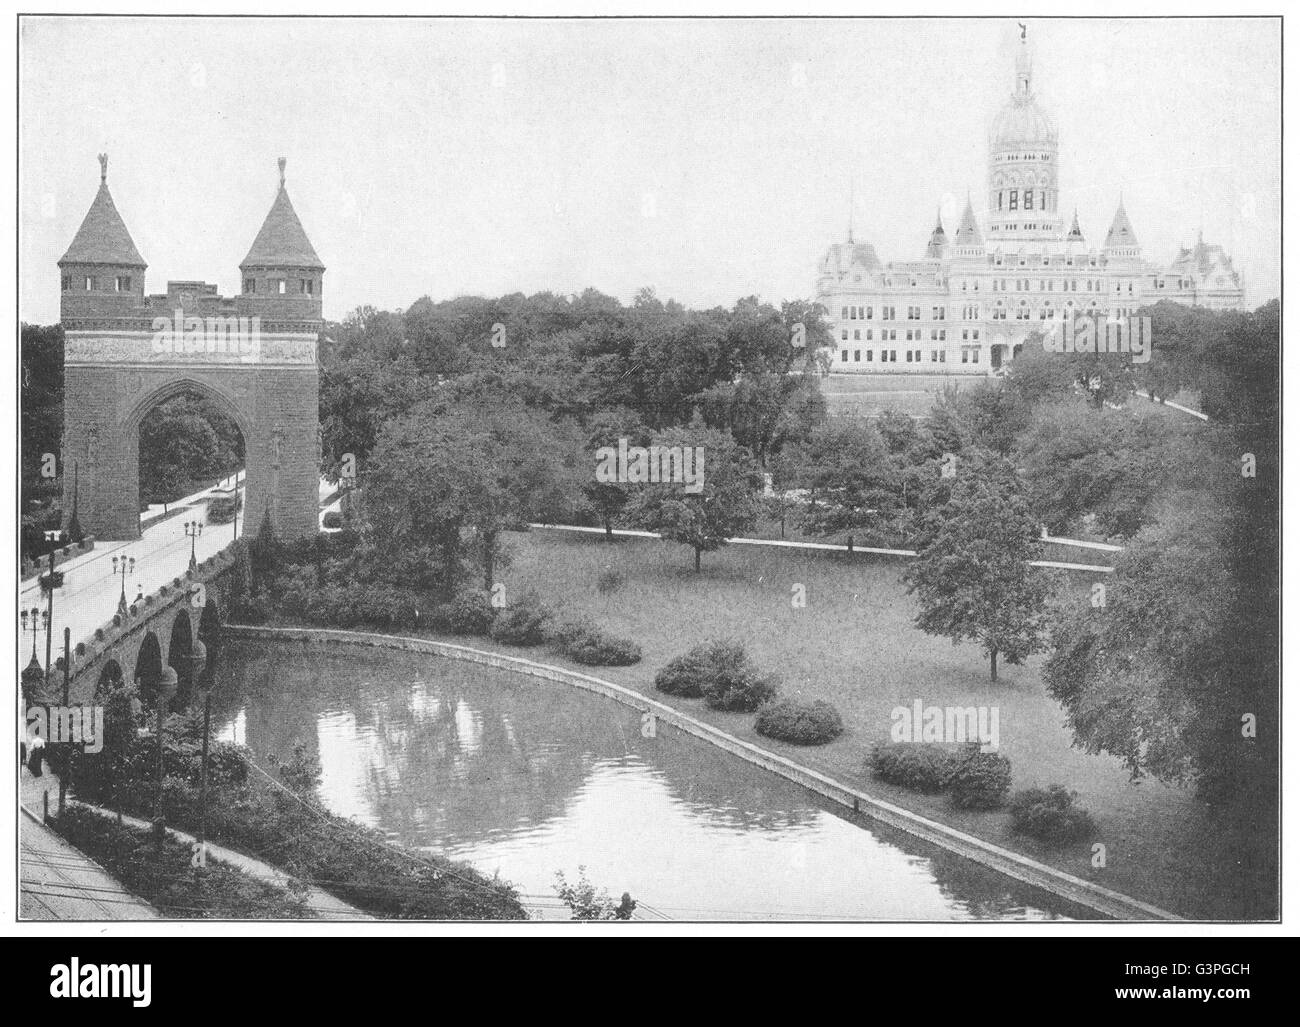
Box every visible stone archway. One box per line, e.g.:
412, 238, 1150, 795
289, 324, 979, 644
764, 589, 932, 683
62, 352, 318, 542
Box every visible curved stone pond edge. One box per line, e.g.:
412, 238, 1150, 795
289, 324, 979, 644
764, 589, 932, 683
226, 624, 1181, 923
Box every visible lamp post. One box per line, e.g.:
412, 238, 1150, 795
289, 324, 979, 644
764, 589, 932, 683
112, 554, 136, 617
185, 519, 203, 570
38, 538, 64, 692
20, 607, 47, 663
19, 609, 47, 746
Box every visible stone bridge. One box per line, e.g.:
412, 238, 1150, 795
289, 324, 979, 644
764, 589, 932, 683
34, 545, 239, 709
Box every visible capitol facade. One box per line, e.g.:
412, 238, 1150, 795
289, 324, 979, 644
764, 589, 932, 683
815, 29, 1245, 375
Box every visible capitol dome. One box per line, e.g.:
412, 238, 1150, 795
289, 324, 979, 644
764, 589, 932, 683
991, 93, 1057, 147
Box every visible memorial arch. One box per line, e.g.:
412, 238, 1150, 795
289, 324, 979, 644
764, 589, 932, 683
57, 155, 322, 541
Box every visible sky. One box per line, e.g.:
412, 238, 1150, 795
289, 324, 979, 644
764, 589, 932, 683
19, 16, 1281, 324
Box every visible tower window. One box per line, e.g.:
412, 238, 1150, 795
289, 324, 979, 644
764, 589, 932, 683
115, 276, 131, 292
84, 276, 94, 291
301, 278, 314, 295
61, 275, 71, 292
277, 280, 287, 295
244, 278, 257, 294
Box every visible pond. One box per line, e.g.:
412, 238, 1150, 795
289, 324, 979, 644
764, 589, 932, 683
211, 640, 1076, 921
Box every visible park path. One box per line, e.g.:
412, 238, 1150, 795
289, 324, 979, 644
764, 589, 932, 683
19, 774, 158, 921
20, 768, 371, 920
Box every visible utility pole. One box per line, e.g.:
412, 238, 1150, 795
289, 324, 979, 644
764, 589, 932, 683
58, 626, 70, 816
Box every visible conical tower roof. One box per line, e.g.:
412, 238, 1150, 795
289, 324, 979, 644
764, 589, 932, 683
1067, 208, 1084, 239
953, 195, 983, 247
59, 155, 146, 267
1103, 199, 1139, 249
241, 159, 324, 270
925, 208, 947, 258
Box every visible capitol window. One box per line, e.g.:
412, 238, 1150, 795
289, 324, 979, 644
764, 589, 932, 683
1024, 190, 1034, 210
1009, 191, 1018, 211
854, 350, 860, 362
841, 349, 848, 362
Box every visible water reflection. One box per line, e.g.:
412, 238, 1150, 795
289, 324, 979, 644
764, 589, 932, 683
212, 641, 1076, 921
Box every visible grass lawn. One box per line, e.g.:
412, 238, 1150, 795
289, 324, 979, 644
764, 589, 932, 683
820, 372, 982, 418
477, 529, 1274, 920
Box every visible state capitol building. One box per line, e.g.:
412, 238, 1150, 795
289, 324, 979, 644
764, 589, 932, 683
815, 28, 1245, 375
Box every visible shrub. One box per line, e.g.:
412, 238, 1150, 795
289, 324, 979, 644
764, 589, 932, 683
754, 697, 844, 745
206, 492, 242, 524
488, 591, 552, 646
654, 639, 779, 711
448, 590, 497, 635
1009, 785, 1097, 843
322, 510, 343, 529
867, 742, 962, 792
549, 618, 642, 666
949, 746, 1012, 810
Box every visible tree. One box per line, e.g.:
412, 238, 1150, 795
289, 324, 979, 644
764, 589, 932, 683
318, 351, 432, 481
1017, 399, 1202, 538
138, 394, 243, 507
249, 506, 281, 586
580, 407, 649, 538
785, 418, 901, 544
367, 396, 584, 591
904, 455, 1053, 681
20, 323, 64, 511
625, 424, 763, 571
1042, 498, 1246, 790
553, 868, 636, 921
